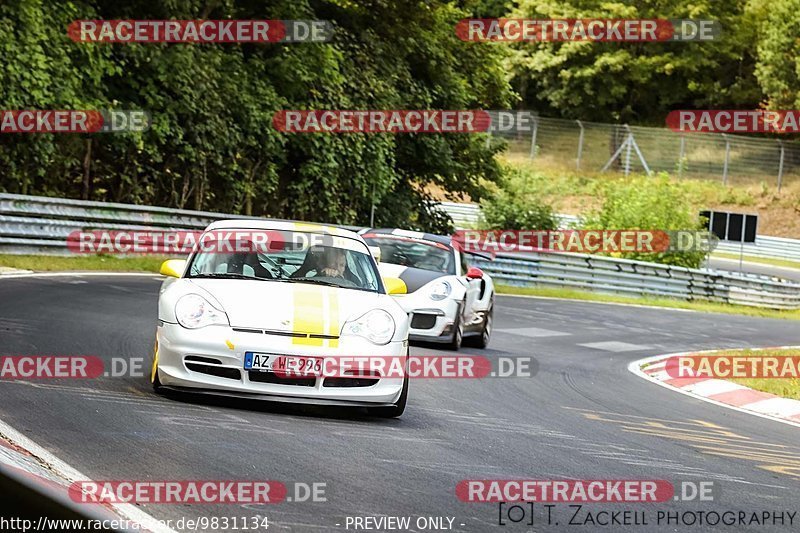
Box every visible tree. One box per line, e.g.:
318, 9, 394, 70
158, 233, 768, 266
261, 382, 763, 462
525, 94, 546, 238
754, 0, 800, 109
0, 0, 513, 232
506, 0, 762, 123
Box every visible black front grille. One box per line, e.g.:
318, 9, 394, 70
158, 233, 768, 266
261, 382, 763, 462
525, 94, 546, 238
185, 355, 222, 365
323, 377, 379, 388
231, 328, 338, 340
411, 313, 437, 329
248, 371, 315, 387
186, 363, 240, 380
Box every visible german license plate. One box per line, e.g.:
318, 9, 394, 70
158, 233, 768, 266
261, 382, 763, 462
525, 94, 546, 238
273, 355, 322, 377
244, 352, 274, 371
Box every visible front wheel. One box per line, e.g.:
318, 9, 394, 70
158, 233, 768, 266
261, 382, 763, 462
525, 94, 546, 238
446, 303, 464, 351
467, 303, 493, 349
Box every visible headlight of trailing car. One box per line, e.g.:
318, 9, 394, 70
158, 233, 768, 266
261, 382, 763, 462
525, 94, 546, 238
175, 294, 229, 329
342, 309, 396, 345
429, 280, 451, 301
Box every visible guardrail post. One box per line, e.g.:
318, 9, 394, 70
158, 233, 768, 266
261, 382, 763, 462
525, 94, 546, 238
721, 134, 730, 186
777, 139, 785, 193
576, 120, 584, 170
529, 116, 538, 160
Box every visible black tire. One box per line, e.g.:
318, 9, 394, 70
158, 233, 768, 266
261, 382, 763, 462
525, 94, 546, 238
446, 303, 464, 351
152, 369, 162, 392
467, 303, 493, 349
369, 374, 408, 418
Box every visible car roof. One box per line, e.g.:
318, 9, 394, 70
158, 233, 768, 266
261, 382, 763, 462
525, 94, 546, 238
361, 228, 454, 248
205, 219, 364, 240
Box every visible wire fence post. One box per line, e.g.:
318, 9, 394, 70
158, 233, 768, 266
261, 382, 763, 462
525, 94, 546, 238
721, 134, 730, 186
529, 116, 538, 160
623, 124, 632, 176
678, 135, 686, 179
576, 120, 584, 170
777, 139, 785, 193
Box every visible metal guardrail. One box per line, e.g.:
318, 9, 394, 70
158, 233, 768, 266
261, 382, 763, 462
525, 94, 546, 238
436, 202, 580, 229
472, 251, 800, 310
0, 193, 365, 255
715, 236, 800, 262
436, 202, 800, 262
2, 193, 799, 309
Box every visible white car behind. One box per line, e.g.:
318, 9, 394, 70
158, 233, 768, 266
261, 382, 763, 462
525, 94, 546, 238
361, 228, 494, 350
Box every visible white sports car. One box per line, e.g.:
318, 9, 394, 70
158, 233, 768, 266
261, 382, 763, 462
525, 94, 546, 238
151, 220, 411, 417
361, 229, 494, 350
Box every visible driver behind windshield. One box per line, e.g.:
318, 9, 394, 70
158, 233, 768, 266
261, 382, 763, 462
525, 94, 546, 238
318, 247, 346, 277
292, 246, 346, 279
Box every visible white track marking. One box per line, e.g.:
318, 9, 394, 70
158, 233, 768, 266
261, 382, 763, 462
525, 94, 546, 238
494, 326, 570, 337
0, 270, 173, 531
579, 341, 653, 352
0, 417, 177, 533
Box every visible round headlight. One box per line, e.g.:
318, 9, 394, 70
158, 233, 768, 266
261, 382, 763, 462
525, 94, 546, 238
175, 294, 229, 329
342, 309, 396, 345
429, 280, 452, 301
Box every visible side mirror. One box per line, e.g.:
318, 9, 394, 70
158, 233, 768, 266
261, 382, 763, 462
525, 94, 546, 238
382, 277, 407, 295
466, 266, 484, 280
160, 259, 187, 278
368, 246, 382, 263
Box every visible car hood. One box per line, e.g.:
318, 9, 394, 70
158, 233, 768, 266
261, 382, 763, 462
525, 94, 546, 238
377, 263, 447, 293
185, 278, 387, 334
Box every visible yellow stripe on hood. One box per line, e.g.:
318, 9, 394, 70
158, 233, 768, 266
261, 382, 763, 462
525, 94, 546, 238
292, 285, 340, 347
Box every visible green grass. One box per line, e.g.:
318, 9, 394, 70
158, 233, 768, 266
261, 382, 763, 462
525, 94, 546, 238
0, 254, 169, 272
712, 252, 800, 270
497, 157, 760, 210
691, 348, 800, 400
495, 284, 800, 321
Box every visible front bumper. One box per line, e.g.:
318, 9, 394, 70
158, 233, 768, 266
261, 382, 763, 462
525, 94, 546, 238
156, 322, 407, 405
394, 297, 460, 343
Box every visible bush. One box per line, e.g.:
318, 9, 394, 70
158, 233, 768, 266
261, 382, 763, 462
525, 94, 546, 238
582, 173, 707, 268
480, 169, 558, 230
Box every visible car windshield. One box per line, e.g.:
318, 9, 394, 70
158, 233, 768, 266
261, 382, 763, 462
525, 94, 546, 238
186, 230, 381, 292
363, 235, 455, 274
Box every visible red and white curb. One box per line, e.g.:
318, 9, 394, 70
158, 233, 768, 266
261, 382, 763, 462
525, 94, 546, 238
629, 347, 800, 429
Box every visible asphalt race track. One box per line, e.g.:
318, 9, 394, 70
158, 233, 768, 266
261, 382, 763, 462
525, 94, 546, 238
1, 274, 799, 532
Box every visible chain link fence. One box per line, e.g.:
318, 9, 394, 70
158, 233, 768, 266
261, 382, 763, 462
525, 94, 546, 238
487, 112, 800, 190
